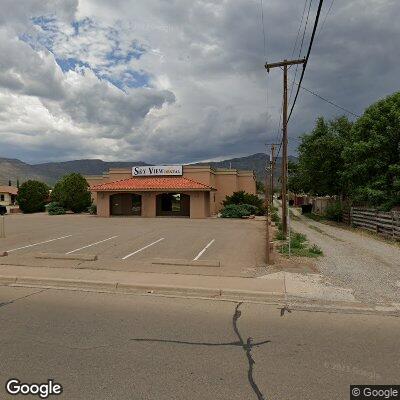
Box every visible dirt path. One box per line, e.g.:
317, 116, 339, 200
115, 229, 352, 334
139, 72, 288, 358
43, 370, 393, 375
289, 209, 400, 306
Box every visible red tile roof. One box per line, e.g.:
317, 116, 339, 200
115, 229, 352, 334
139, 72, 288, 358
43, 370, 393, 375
0, 186, 18, 195
91, 177, 213, 192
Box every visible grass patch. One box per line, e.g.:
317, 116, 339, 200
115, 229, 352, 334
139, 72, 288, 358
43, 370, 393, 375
304, 213, 325, 222
275, 227, 324, 258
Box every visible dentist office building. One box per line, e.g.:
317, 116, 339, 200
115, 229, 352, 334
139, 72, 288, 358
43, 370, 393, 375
86, 165, 256, 219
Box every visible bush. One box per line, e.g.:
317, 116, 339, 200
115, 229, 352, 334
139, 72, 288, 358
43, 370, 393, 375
309, 244, 323, 255
16, 180, 49, 213
220, 204, 258, 218
88, 204, 97, 215
51, 173, 92, 213
325, 202, 343, 221
290, 232, 307, 249
47, 202, 66, 215
222, 191, 264, 215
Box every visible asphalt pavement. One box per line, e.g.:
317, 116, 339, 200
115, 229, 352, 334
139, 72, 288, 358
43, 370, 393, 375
0, 286, 399, 400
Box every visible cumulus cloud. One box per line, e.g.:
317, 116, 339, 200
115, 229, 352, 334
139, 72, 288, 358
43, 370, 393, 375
0, 0, 399, 163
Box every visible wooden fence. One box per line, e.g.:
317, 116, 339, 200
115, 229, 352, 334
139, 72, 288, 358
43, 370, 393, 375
350, 207, 400, 240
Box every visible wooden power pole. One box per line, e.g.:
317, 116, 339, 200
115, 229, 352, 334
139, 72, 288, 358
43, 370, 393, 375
270, 144, 275, 205
265, 58, 305, 236
264, 160, 270, 265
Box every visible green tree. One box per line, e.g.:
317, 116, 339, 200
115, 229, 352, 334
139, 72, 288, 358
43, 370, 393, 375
342, 92, 400, 209
289, 116, 353, 196
256, 180, 265, 194
51, 173, 92, 213
16, 180, 49, 213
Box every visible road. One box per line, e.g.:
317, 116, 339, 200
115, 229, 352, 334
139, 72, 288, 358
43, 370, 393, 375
1, 287, 399, 399
289, 210, 400, 306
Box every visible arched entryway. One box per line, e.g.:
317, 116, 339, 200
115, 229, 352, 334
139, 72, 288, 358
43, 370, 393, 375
156, 193, 190, 217
110, 193, 142, 216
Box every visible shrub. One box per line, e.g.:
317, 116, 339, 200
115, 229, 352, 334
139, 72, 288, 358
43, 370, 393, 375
51, 173, 92, 213
270, 210, 280, 223
220, 204, 257, 218
290, 232, 307, 249
47, 202, 66, 215
222, 191, 264, 215
325, 202, 343, 221
88, 204, 97, 215
16, 180, 49, 213
309, 244, 323, 255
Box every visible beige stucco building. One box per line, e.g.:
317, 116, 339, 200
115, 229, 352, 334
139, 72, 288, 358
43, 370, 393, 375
86, 165, 256, 218
0, 186, 18, 207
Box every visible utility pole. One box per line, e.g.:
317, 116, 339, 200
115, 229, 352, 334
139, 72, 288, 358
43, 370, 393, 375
265, 58, 305, 236
265, 158, 270, 265
270, 144, 275, 206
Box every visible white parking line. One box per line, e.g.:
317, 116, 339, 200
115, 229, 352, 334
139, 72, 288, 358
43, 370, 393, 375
66, 236, 118, 255
122, 238, 165, 260
7, 235, 73, 253
193, 239, 215, 260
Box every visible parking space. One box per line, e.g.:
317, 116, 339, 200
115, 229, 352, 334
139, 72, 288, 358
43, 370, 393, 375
0, 214, 266, 275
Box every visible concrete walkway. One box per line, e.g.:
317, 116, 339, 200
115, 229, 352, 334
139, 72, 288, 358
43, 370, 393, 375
1, 263, 398, 315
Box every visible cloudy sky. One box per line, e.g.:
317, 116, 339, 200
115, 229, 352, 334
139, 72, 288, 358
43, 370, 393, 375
0, 0, 398, 164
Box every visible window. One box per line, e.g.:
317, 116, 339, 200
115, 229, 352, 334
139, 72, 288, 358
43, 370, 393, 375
0, 194, 4, 201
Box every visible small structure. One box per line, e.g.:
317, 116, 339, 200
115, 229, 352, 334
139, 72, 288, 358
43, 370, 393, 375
0, 186, 18, 207
86, 165, 256, 218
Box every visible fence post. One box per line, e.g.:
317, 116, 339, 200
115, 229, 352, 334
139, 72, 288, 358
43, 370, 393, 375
392, 212, 395, 240
375, 209, 379, 234
350, 207, 353, 226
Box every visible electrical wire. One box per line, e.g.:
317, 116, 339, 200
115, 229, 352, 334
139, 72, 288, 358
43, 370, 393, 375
287, 0, 325, 123
288, 0, 313, 107
316, 0, 335, 39
295, 83, 361, 117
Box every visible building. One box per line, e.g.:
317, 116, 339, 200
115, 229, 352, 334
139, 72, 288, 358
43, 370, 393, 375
0, 186, 18, 207
86, 165, 256, 218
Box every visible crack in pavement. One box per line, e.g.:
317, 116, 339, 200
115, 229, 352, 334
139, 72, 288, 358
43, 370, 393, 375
0, 288, 48, 309
232, 302, 267, 400
130, 302, 270, 400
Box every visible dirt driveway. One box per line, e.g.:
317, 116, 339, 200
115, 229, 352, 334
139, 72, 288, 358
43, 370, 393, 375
290, 210, 400, 306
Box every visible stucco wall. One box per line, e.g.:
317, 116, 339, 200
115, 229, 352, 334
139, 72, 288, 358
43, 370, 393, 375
88, 165, 256, 217
0, 193, 12, 206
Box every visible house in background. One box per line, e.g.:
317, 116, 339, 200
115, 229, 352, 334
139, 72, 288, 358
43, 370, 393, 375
0, 185, 18, 207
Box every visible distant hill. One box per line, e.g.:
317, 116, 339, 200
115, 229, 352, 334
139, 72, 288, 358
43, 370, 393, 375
0, 158, 149, 186
196, 153, 298, 183
0, 153, 297, 186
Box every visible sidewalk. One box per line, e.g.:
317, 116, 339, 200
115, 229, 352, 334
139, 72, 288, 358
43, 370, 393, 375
1, 263, 397, 315
0, 263, 284, 299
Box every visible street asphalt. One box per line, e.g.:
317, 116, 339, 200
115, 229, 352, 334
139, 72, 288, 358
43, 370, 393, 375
0, 287, 399, 400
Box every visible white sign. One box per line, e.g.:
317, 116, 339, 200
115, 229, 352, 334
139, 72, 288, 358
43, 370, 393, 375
132, 165, 183, 176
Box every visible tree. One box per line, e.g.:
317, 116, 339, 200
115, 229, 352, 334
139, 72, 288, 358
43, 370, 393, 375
51, 173, 92, 213
16, 180, 49, 213
289, 116, 353, 196
342, 92, 400, 209
256, 180, 265, 194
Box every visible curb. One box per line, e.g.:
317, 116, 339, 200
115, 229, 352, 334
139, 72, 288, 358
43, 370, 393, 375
151, 258, 220, 268
0, 275, 398, 316
35, 253, 98, 261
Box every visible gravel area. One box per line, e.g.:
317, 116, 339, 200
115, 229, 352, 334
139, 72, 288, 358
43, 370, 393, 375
289, 210, 400, 305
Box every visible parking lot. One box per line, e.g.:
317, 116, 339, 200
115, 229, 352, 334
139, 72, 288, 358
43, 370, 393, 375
0, 214, 266, 277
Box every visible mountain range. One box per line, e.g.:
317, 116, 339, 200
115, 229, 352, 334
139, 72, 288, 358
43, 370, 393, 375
0, 153, 297, 186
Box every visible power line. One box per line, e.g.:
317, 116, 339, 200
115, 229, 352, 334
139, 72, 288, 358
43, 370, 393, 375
295, 83, 361, 117
287, 0, 325, 123
316, 0, 335, 39
288, 0, 313, 107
